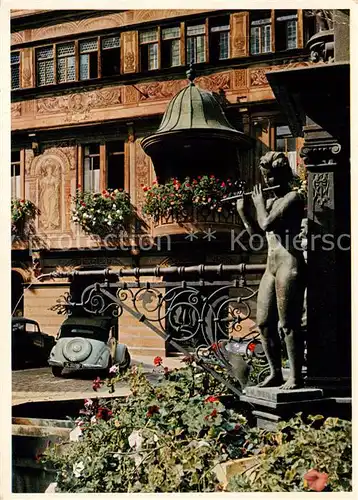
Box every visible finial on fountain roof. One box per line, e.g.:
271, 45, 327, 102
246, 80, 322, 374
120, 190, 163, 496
186, 61, 196, 85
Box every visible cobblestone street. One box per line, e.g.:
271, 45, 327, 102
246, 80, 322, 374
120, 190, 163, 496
12, 356, 183, 406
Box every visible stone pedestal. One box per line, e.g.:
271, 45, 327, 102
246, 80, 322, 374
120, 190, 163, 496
266, 62, 351, 397
240, 386, 324, 430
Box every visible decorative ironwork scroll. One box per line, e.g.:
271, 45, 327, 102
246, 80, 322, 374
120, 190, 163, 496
44, 264, 267, 396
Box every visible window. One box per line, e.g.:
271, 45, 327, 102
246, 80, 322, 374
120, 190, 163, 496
79, 38, 99, 80
140, 28, 159, 71
57, 42, 76, 83
161, 26, 181, 68
107, 141, 125, 190
186, 23, 206, 64
11, 52, 20, 90
36, 46, 54, 86
276, 11, 298, 50
11, 151, 21, 198
83, 144, 100, 192
275, 125, 297, 174
101, 36, 121, 77
210, 16, 230, 61
250, 12, 272, 55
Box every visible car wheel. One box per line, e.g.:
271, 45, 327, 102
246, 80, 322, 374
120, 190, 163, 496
118, 349, 131, 370
52, 366, 63, 377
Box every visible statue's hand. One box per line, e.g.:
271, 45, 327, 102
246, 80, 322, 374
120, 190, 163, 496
236, 196, 245, 213
252, 184, 265, 207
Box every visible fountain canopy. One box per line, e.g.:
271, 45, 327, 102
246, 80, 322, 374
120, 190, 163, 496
141, 66, 252, 181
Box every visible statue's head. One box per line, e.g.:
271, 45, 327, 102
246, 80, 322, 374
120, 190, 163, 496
259, 151, 293, 188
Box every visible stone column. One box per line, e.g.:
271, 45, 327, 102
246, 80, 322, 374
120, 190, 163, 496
301, 120, 351, 394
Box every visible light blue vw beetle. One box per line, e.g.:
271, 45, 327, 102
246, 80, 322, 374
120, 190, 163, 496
48, 316, 130, 377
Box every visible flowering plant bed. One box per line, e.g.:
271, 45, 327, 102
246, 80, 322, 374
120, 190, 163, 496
11, 198, 38, 236
71, 189, 132, 238
40, 358, 352, 493
142, 175, 243, 222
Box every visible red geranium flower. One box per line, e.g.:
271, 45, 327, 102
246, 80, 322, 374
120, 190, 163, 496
221, 182, 226, 188
143, 186, 148, 192
210, 174, 215, 179
247, 341, 256, 352
96, 407, 113, 421
146, 405, 160, 418
210, 409, 218, 418
304, 470, 329, 492
153, 356, 163, 366
205, 396, 219, 403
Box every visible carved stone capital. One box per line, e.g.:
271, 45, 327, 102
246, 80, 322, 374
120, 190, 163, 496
300, 141, 342, 167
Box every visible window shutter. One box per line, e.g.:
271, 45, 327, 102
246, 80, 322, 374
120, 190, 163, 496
121, 31, 139, 74
230, 12, 249, 58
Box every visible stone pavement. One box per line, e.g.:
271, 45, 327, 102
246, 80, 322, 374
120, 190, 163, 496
12, 355, 183, 406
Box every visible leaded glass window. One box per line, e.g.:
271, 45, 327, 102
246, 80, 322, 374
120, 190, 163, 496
83, 144, 100, 192
250, 17, 272, 54
11, 151, 21, 198
79, 38, 99, 80
140, 28, 159, 71
139, 29, 158, 44
286, 19, 297, 49
101, 36, 120, 50
276, 11, 298, 50
11, 52, 20, 90
250, 27, 260, 55
162, 26, 180, 40
161, 25, 181, 68
101, 36, 121, 77
275, 125, 297, 174
57, 42, 75, 83
36, 46, 54, 86
186, 23, 206, 64
148, 43, 159, 70
210, 17, 230, 61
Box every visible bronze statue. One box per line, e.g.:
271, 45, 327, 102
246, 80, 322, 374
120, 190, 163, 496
237, 152, 306, 389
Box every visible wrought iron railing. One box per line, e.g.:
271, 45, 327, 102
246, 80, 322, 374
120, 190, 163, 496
42, 264, 266, 396
153, 206, 241, 228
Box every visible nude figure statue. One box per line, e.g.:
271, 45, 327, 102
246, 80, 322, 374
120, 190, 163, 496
237, 152, 306, 390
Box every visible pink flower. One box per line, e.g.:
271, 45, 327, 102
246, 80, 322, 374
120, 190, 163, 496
304, 470, 329, 492
221, 182, 226, 188
92, 377, 103, 392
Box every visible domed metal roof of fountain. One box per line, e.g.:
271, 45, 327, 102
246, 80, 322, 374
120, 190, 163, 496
141, 65, 252, 156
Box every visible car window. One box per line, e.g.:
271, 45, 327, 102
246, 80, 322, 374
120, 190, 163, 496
60, 325, 108, 342
26, 323, 38, 333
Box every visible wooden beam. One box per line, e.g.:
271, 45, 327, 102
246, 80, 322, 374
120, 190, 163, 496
100, 143, 106, 191
77, 144, 83, 189
297, 9, 304, 49
20, 148, 25, 199
271, 10, 275, 53
180, 21, 186, 66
